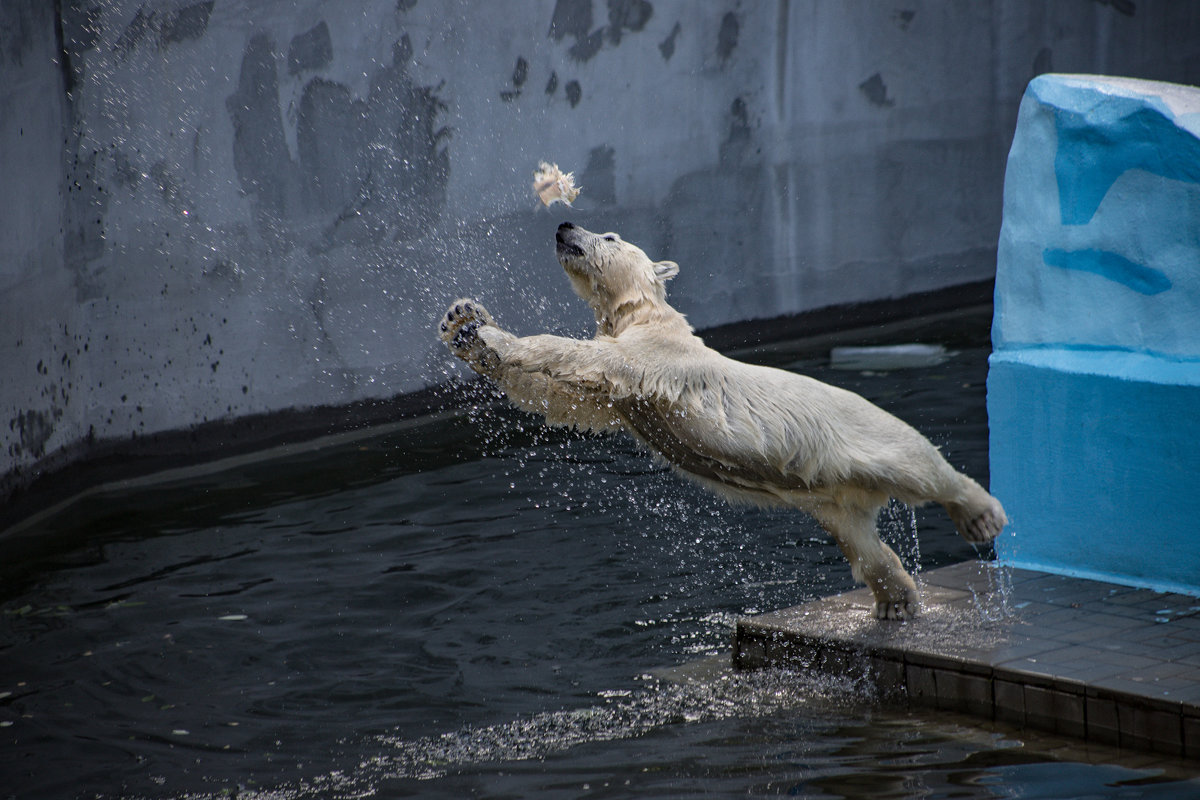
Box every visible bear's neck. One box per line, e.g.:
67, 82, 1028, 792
597, 297, 691, 337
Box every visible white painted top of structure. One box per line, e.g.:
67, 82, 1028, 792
1052, 73, 1200, 120
994, 73, 1200, 363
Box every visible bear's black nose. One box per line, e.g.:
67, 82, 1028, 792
555, 221, 585, 257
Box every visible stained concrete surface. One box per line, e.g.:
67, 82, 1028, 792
4, 1, 1200, 506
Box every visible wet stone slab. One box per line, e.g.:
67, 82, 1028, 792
733, 561, 1200, 757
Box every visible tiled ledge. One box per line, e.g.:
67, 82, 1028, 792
733, 561, 1200, 757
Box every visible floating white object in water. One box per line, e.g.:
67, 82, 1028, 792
533, 161, 580, 207
829, 343, 950, 371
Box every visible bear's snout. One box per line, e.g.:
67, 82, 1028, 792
556, 222, 586, 259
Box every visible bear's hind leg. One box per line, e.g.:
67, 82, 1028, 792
889, 454, 1007, 546
814, 503, 919, 621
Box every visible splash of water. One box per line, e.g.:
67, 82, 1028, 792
969, 560, 1018, 622
371, 670, 863, 779
133, 666, 872, 800
879, 499, 921, 579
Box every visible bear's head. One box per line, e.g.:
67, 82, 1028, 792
555, 222, 680, 332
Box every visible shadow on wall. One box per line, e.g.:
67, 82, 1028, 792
228, 32, 450, 245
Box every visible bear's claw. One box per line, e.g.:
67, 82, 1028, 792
875, 598, 918, 621
874, 585, 920, 621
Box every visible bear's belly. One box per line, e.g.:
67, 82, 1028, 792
615, 397, 815, 498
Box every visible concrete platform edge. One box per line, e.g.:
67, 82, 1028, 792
732, 562, 1200, 759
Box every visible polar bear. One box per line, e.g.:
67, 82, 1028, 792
438, 222, 1006, 620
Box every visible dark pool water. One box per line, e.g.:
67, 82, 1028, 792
3, 318, 1199, 798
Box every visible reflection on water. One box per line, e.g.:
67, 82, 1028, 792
2, 316, 1198, 798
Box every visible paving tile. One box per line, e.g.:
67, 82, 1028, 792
1090, 676, 1186, 709
921, 559, 1003, 586
1184, 715, 1200, 760
1162, 620, 1200, 639
1051, 643, 1165, 668
994, 678, 1025, 725
1146, 596, 1200, 612
1071, 619, 1133, 639
1124, 676, 1200, 695
1030, 609, 1097, 634
1050, 674, 1088, 695
1104, 588, 1176, 606
1119, 702, 1184, 756
1032, 613, 1098, 631
1051, 687, 1087, 738
1155, 621, 1200, 643
934, 668, 994, 717
1051, 586, 1133, 608
1032, 659, 1126, 685
1147, 641, 1200, 665
1004, 566, 1055, 585
1000, 600, 1063, 618
1091, 606, 1139, 623
1162, 683, 1200, 706
1087, 694, 1121, 746
905, 645, 995, 676
867, 655, 906, 698
1076, 649, 1167, 674
1121, 633, 1180, 649
1122, 624, 1200, 649
957, 641, 1058, 667
906, 662, 937, 706
994, 654, 1076, 687
1135, 660, 1200, 681
1023, 685, 1085, 738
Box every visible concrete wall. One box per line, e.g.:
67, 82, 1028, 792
3, 0, 1200, 500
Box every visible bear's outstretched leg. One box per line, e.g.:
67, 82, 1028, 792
813, 503, 920, 620
881, 448, 1008, 547
438, 299, 627, 433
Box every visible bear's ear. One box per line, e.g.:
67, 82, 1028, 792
653, 260, 679, 282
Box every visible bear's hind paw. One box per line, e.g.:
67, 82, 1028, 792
952, 496, 1008, 545
875, 598, 919, 621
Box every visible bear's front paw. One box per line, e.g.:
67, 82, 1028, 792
438, 298, 495, 351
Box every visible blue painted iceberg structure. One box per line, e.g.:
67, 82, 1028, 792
988, 74, 1200, 595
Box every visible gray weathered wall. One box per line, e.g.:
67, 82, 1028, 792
3, 0, 1200, 494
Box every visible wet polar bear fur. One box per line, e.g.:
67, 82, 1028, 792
439, 222, 1007, 620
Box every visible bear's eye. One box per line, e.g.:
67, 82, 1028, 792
603, 235, 617, 242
